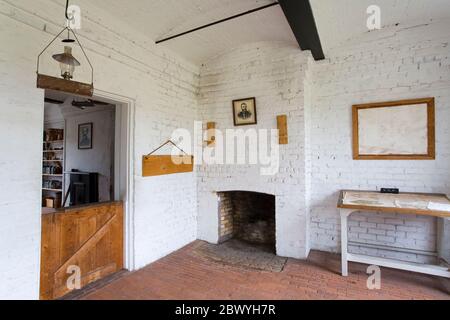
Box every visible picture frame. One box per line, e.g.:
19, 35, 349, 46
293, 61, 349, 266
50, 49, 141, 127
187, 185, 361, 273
352, 97, 435, 160
78, 122, 93, 150
232, 97, 257, 126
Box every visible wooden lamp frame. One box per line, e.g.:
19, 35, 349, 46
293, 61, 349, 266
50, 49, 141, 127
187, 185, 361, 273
36, 27, 94, 97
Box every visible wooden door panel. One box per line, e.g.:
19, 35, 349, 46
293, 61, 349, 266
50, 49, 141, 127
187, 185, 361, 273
40, 202, 123, 300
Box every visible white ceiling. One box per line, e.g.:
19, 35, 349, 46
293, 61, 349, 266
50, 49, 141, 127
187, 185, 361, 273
310, 0, 450, 53
92, 0, 297, 64
91, 0, 450, 64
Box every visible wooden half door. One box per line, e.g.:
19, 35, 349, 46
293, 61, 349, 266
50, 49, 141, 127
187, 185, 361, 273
40, 201, 123, 299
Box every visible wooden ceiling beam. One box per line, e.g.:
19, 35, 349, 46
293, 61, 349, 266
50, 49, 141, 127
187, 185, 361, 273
279, 0, 325, 60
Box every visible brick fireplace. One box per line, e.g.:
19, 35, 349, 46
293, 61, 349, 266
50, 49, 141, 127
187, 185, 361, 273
218, 191, 276, 249
197, 43, 310, 259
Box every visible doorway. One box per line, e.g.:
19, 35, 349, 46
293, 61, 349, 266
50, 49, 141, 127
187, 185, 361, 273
39, 89, 135, 299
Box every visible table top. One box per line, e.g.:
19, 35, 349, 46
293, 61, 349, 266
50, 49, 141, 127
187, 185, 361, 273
337, 190, 450, 218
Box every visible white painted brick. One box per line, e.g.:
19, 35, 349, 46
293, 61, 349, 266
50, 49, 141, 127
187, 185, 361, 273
377, 223, 397, 231
358, 233, 377, 241
397, 225, 419, 233
360, 222, 377, 228
309, 20, 450, 262
368, 228, 386, 236
0, 0, 199, 299
385, 218, 404, 226
350, 226, 368, 233
377, 235, 396, 243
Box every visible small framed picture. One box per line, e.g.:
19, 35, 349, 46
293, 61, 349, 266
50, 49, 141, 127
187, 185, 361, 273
232, 97, 257, 126
78, 123, 93, 149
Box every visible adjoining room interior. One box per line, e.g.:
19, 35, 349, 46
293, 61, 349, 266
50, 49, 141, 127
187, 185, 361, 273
0, 0, 449, 302
42, 90, 116, 211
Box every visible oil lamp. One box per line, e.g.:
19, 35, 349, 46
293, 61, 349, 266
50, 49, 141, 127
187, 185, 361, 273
36, 0, 94, 96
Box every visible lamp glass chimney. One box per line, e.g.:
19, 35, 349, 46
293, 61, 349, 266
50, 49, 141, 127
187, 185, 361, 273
52, 46, 80, 80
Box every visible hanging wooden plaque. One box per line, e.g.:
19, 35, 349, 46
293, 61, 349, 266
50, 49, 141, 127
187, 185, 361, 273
142, 155, 194, 177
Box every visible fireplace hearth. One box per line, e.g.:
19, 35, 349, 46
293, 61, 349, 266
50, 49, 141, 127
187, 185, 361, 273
218, 191, 275, 251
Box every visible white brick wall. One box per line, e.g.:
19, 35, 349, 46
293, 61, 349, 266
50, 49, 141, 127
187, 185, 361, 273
197, 42, 311, 259
1, 0, 450, 300
308, 19, 450, 263
0, 0, 199, 299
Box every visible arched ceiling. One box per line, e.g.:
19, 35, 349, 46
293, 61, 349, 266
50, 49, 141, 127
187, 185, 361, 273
91, 0, 450, 65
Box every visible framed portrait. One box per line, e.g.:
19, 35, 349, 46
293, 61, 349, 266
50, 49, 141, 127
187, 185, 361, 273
232, 97, 257, 126
353, 97, 435, 160
78, 122, 93, 150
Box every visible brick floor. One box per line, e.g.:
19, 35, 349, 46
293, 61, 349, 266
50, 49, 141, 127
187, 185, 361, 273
76, 241, 449, 300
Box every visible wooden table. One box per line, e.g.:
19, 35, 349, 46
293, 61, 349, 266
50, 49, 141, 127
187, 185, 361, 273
338, 190, 450, 278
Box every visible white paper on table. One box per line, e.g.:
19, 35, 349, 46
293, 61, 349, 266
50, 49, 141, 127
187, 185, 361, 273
428, 202, 450, 212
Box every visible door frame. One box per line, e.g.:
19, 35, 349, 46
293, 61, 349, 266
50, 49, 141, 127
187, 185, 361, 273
91, 89, 136, 271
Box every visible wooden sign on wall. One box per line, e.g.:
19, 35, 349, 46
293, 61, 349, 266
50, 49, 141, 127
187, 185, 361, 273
142, 155, 194, 177
277, 115, 288, 145
205, 122, 216, 146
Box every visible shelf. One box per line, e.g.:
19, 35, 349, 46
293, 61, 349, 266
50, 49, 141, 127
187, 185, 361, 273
43, 131, 64, 206
42, 188, 63, 192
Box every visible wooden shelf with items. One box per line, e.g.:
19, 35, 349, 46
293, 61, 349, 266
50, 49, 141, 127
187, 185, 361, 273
42, 149, 64, 153
42, 188, 63, 192
42, 128, 65, 209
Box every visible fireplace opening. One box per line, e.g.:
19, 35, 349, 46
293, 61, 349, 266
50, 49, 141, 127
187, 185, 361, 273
218, 191, 275, 252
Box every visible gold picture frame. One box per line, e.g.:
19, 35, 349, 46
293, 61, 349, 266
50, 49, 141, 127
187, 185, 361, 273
352, 98, 435, 160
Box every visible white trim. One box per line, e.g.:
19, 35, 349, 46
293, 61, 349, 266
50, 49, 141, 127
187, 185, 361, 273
340, 208, 450, 278
347, 253, 450, 278
93, 89, 136, 271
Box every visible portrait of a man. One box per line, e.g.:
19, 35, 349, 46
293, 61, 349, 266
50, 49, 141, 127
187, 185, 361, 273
78, 123, 93, 149
237, 102, 252, 120
233, 97, 257, 126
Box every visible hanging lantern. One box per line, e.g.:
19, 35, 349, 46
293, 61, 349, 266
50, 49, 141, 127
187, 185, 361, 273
36, 1, 94, 96
52, 46, 81, 80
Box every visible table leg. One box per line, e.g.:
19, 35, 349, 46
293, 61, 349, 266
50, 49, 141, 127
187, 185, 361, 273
437, 217, 450, 266
340, 209, 354, 276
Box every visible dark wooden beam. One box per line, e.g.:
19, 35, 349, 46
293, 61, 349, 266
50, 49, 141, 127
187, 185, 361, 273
278, 0, 325, 60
